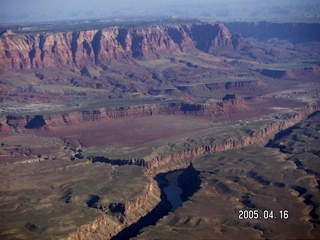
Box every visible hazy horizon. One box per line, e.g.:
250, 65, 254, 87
1, 0, 320, 24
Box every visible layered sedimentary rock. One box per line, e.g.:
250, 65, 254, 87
76, 104, 320, 239
175, 79, 266, 93
0, 98, 244, 132
68, 159, 201, 240
0, 23, 240, 70
68, 180, 161, 240
90, 103, 320, 173
261, 66, 320, 79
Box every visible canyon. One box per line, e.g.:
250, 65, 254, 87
134, 113, 320, 239
0, 18, 319, 239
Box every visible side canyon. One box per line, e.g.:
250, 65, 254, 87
0, 19, 319, 239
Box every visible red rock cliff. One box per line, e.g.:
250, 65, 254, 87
0, 23, 238, 69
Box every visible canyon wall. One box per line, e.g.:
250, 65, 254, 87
67, 180, 162, 240
79, 104, 320, 239
90, 103, 320, 174
3, 22, 319, 70
0, 23, 238, 70
2, 102, 318, 240
175, 79, 266, 93
261, 66, 320, 79
1, 98, 243, 132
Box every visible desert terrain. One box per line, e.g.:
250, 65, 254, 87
0, 19, 319, 239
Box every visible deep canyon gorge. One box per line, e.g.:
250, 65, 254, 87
0, 18, 319, 239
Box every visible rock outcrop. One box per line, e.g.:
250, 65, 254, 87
0, 23, 241, 70
68, 180, 161, 240
89, 103, 320, 174
3, 102, 318, 240
77, 103, 320, 239
175, 79, 267, 93
261, 66, 320, 79
0, 98, 244, 132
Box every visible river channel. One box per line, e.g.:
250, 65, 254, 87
111, 166, 200, 240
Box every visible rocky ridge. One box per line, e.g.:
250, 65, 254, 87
261, 66, 320, 79
90, 104, 320, 173
1, 98, 244, 132
0, 23, 243, 69
67, 179, 162, 240
2, 102, 318, 239
2, 19, 320, 240
69, 103, 320, 239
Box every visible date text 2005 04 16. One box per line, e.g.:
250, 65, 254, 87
238, 209, 289, 220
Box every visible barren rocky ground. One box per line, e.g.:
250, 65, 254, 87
0, 19, 319, 239
135, 112, 320, 239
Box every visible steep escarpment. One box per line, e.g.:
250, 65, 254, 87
68, 180, 162, 240
0, 23, 241, 69
175, 79, 267, 93
78, 104, 320, 239
261, 66, 320, 79
90, 103, 320, 173
151, 103, 320, 168
188, 23, 233, 53
1, 98, 244, 131
2, 111, 109, 132
111, 164, 201, 240
70, 155, 202, 240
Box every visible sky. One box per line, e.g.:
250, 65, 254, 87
0, 0, 319, 24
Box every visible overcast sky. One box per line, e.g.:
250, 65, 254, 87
1, 0, 319, 24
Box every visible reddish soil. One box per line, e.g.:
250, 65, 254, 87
31, 97, 307, 148
41, 115, 213, 147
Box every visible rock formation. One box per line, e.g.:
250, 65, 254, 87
75, 103, 320, 239
0, 23, 242, 70
89, 103, 320, 174
175, 79, 267, 93
2, 19, 319, 240
67, 180, 162, 240
261, 66, 320, 79
0, 98, 244, 132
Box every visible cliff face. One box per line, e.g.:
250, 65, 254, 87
0, 23, 238, 69
77, 104, 320, 239
1, 98, 244, 132
261, 66, 320, 79
90, 103, 320, 174
68, 180, 162, 240
174, 79, 266, 93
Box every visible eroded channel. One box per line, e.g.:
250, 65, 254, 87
111, 163, 201, 239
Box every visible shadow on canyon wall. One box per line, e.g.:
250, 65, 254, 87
111, 163, 201, 240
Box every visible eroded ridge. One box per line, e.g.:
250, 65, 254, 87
0, 23, 241, 70
76, 105, 320, 239
130, 112, 320, 240
1, 18, 320, 240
